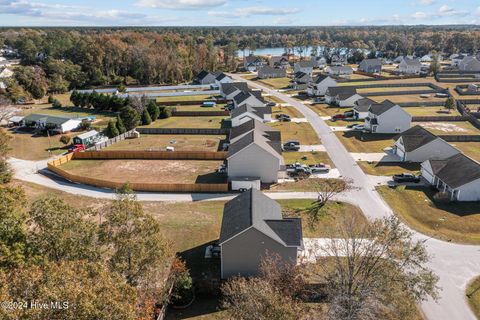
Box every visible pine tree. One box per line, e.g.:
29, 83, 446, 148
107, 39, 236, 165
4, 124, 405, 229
147, 101, 160, 121
116, 114, 126, 134
107, 120, 119, 138
141, 108, 152, 125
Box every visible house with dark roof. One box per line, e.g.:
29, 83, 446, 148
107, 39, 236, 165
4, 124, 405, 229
220, 82, 249, 100
307, 75, 337, 97
458, 56, 480, 72
227, 122, 283, 183
269, 56, 289, 69
331, 54, 348, 66
311, 56, 327, 68
22, 114, 82, 133
325, 86, 363, 107
294, 60, 315, 75
291, 71, 312, 90
258, 66, 287, 79
391, 126, 460, 162
194, 70, 216, 85
232, 90, 265, 109
230, 119, 278, 143
358, 59, 382, 74
398, 58, 422, 75
421, 154, 480, 202
364, 100, 411, 133
244, 55, 265, 72
219, 189, 303, 278
231, 104, 272, 127
353, 98, 376, 120
214, 72, 233, 85
326, 66, 354, 78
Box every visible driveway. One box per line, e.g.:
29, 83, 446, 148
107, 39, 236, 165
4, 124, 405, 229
229, 73, 480, 320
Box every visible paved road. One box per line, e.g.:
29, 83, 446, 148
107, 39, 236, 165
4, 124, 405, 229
230, 73, 480, 320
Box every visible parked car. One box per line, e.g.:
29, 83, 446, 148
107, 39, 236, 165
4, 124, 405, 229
435, 93, 449, 98
283, 140, 300, 151
332, 114, 347, 120
286, 163, 312, 177
346, 123, 358, 128
68, 144, 85, 153
276, 114, 291, 122
309, 163, 331, 173
344, 111, 354, 117
352, 124, 366, 131
393, 173, 421, 183
266, 102, 276, 107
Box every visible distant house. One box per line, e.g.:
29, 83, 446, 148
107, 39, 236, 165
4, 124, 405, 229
421, 154, 480, 202
219, 189, 303, 279
269, 56, 289, 69
215, 72, 233, 85
353, 98, 376, 120
232, 90, 265, 109
325, 66, 354, 78
194, 70, 216, 85
451, 54, 467, 67
364, 100, 411, 134
331, 54, 347, 66
458, 56, 480, 72
398, 58, 422, 75
358, 59, 382, 74
73, 130, 107, 147
325, 86, 363, 107
221, 82, 249, 100
227, 122, 283, 184
420, 55, 433, 63
291, 71, 312, 90
257, 66, 287, 79
22, 114, 82, 134
392, 126, 460, 162
244, 55, 265, 72
231, 104, 272, 127
311, 56, 327, 69
0, 67, 13, 79
467, 84, 480, 93
307, 75, 337, 97
294, 60, 315, 75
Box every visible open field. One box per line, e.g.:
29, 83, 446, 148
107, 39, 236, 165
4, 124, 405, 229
405, 106, 461, 116
467, 276, 480, 319
451, 142, 480, 162
140, 116, 227, 129
255, 77, 291, 89
335, 131, 395, 153
272, 105, 303, 118
416, 121, 480, 135
371, 94, 446, 104
268, 121, 321, 145
357, 86, 433, 94
378, 185, 480, 244
357, 162, 421, 176
283, 151, 334, 167
7, 129, 71, 160
104, 134, 226, 152
59, 159, 226, 184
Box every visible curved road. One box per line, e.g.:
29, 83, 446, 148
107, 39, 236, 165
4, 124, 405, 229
229, 73, 480, 320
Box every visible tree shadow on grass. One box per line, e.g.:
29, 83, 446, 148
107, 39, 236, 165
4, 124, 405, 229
195, 172, 227, 184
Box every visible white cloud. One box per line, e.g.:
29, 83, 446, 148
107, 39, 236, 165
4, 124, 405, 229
419, 0, 435, 5
209, 6, 300, 18
412, 11, 428, 19
136, 0, 226, 10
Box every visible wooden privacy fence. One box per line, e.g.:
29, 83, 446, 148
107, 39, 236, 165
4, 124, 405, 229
157, 99, 228, 106
171, 109, 229, 117
362, 89, 438, 97
137, 127, 230, 135
88, 129, 137, 151
412, 116, 470, 122
74, 150, 228, 160
47, 153, 229, 193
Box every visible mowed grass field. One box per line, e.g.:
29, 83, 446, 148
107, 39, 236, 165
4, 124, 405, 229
59, 159, 226, 184
405, 106, 461, 116
268, 121, 321, 145
357, 86, 433, 94
378, 185, 480, 244
255, 77, 291, 89
140, 116, 227, 129
416, 121, 480, 135
7, 129, 71, 160
371, 94, 446, 104
451, 142, 480, 162
357, 162, 421, 176
334, 131, 395, 153
104, 134, 226, 152
283, 151, 334, 167
272, 105, 303, 118
155, 94, 215, 103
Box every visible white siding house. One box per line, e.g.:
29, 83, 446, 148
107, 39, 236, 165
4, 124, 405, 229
364, 100, 412, 134
307, 75, 337, 97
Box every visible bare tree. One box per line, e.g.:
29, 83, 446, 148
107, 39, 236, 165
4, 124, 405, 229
311, 215, 439, 320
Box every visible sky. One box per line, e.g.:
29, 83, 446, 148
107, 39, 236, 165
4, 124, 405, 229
0, 0, 479, 26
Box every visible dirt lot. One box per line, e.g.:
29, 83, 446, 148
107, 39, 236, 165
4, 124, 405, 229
59, 159, 226, 184
416, 121, 480, 135
104, 134, 226, 151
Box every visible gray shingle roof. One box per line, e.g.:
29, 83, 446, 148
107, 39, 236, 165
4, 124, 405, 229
23, 114, 76, 125
354, 98, 376, 112
369, 100, 397, 116
196, 70, 210, 80
229, 119, 277, 141
395, 125, 438, 152
296, 60, 315, 68
428, 153, 480, 188
326, 86, 357, 99
219, 189, 302, 247
402, 58, 422, 67
228, 128, 282, 159
221, 82, 248, 96
231, 104, 272, 119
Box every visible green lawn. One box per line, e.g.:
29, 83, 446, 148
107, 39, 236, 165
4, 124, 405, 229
405, 106, 461, 117
377, 185, 480, 244
467, 276, 480, 320
271, 178, 342, 193
357, 162, 421, 176
283, 151, 334, 167
140, 116, 227, 129
255, 77, 291, 89
451, 142, 480, 162
335, 131, 395, 153
268, 122, 320, 145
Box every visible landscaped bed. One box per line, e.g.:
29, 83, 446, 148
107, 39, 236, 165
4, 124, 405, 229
377, 185, 480, 244
357, 162, 421, 176
268, 121, 321, 145
139, 116, 227, 129
416, 121, 480, 135
59, 159, 226, 184
104, 134, 226, 152
334, 131, 395, 153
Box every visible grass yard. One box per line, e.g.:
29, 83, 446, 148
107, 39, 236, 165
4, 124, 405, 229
268, 121, 320, 145
271, 178, 341, 192
254, 77, 291, 89
104, 134, 226, 152
155, 95, 215, 103
283, 151, 334, 167
309, 104, 346, 117
417, 121, 480, 135
335, 131, 395, 153
357, 86, 433, 94
59, 159, 226, 184
7, 129, 73, 160
357, 162, 421, 176
272, 105, 303, 118
140, 116, 227, 129
377, 185, 480, 244
467, 276, 480, 320
405, 106, 461, 117
172, 104, 227, 112
265, 95, 286, 104
370, 94, 446, 104
451, 142, 480, 162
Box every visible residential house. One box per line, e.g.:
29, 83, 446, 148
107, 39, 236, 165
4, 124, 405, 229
257, 66, 287, 79
22, 114, 82, 134
420, 55, 433, 63
221, 82, 249, 100
215, 72, 233, 85
353, 98, 376, 120
358, 59, 382, 74
219, 189, 303, 279
194, 70, 217, 85
331, 54, 347, 66
231, 104, 272, 127
391, 126, 460, 162
73, 130, 107, 148
421, 154, 480, 202
294, 60, 314, 75
325, 66, 354, 78
232, 90, 265, 109
311, 56, 327, 69
269, 56, 289, 69
398, 58, 422, 75
451, 54, 467, 67
458, 56, 480, 72
244, 55, 265, 72
467, 84, 480, 93
307, 75, 337, 97
325, 86, 363, 107
230, 119, 278, 143
227, 122, 283, 184
0, 68, 13, 79
291, 71, 312, 90
364, 100, 412, 134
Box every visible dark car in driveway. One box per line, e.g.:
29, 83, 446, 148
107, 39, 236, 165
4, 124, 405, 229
393, 173, 421, 183
332, 114, 347, 120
